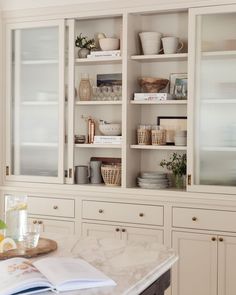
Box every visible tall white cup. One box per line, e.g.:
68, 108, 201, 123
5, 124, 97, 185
139, 32, 162, 55
161, 37, 183, 54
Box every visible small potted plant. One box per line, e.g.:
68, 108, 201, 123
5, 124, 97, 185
160, 153, 187, 189
75, 33, 96, 58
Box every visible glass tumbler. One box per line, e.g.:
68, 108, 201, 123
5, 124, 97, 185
23, 223, 41, 249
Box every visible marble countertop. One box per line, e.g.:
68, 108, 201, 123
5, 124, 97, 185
36, 235, 178, 295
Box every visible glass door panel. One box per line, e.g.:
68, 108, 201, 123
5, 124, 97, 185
194, 10, 236, 186
8, 22, 64, 181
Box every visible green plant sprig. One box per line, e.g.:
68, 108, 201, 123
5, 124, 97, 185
0, 219, 7, 230
75, 33, 96, 50
160, 153, 186, 176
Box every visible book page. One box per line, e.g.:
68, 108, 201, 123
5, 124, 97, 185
34, 257, 116, 291
0, 258, 52, 295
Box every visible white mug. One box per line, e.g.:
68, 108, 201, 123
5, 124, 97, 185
139, 32, 162, 55
161, 37, 183, 54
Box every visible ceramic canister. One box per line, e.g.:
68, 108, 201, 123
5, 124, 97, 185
90, 161, 102, 184
75, 165, 90, 184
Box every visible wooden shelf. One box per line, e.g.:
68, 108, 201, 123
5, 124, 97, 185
130, 100, 187, 105
75, 56, 122, 65
202, 50, 236, 58
75, 143, 122, 149
21, 60, 58, 65
75, 101, 122, 105
131, 53, 188, 62
130, 145, 187, 150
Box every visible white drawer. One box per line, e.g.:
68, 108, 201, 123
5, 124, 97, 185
28, 197, 75, 218
172, 207, 236, 232
82, 201, 163, 226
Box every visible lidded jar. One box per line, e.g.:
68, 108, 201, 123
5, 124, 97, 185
79, 73, 92, 101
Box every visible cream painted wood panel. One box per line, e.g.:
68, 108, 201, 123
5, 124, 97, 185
28, 217, 75, 234
172, 231, 217, 295
82, 223, 121, 239
218, 235, 236, 295
82, 201, 164, 225
28, 196, 75, 218
122, 226, 163, 243
172, 207, 236, 232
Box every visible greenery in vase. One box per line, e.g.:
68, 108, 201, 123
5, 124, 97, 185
0, 219, 6, 230
160, 153, 187, 176
75, 33, 96, 50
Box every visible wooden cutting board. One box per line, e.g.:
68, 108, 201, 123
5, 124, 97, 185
0, 238, 57, 260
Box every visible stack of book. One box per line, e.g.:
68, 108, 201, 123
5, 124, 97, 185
87, 50, 121, 58
94, 136, 122, 144
133, 93, 173, 101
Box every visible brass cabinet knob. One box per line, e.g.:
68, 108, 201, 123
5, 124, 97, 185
192, 217, 197, 221
121, 229, 126, 232
139, 213, 144, 217
115, 228, 120, 232
98, 209, 104, 214
219, 237, 224, 242
33, 220, 37, 224
211, 237, 216, 241
53, 205, 58, 210
38, 220, 43, 225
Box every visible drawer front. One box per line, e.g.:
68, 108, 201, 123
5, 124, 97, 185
82, 201, 163, 226
28, 197, 75, 218
173, 207, 236, 232
28, 218, 75, 234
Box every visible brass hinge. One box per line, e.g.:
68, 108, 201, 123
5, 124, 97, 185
64, 170, 68, 178
6, 166, 9, 176
65, 135, 68, 144
187, 174, 191, 185
69, 168, 73, 178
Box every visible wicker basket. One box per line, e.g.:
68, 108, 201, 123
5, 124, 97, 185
101, 164, 121, 186
151, 129, 166, 145
137, 129, 151, 145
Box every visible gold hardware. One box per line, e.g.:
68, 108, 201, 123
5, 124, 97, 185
192, 217, 197, 221
38, 221, 43, 225
98, 209, 104, 214
33, 220, 37, 224
6, 166, 9, 176
69, 168, 73, 178
53, 205, 58, 210
122, 229, 126, 232
139, 213, 144, 217
115, 228, 120, 232
219, 237, 224, 242
211, 237, 216, 241
188, 174, 191, 185
65, 135, 68, 143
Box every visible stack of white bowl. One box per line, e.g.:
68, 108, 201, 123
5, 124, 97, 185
137, 171, 169, 189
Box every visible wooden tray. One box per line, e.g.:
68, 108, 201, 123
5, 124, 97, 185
0, 238, 57, 260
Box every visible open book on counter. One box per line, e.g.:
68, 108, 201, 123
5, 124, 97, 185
0, 257, 116, 295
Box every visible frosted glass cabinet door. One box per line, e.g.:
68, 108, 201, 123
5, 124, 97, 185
189, 5, 236, 191
6, 21, 65, 183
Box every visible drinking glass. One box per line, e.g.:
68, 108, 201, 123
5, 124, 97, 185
23, 223, 41, 249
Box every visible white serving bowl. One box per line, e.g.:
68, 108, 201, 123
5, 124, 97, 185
99, 38, 120, 51
99, 123, 121, 136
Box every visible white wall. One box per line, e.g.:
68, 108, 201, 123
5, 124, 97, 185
0, 0, 114, 11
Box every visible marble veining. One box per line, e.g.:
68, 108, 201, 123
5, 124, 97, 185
36, 235, 178, 295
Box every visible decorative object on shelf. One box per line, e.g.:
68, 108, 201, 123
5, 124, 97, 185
94, 135, 122, 145
139, 32, 162, 55
139, 77, 169, 93
74, 135, 86, 144
161, 37, 184, 54
99, 121, 121, 136
160, 153, 187, 189
75, 165, 90, 184
75, 33, 96, 58
88, 118, 95, 143
151, 126, 167, 145
79, 73, 92, 101
87, 50, 121, 58
5, 195, 28, 242
169, 73, 188, 97
174, 130, 187, 146
137, 171, 169, 189
137, 125, 152, 145
97, 73, 122, 87
90, 160, 102, 184
101, 164, 121, 186
157, 116, 187, 145
133, 93, 173, 101
99, 37, 120, 51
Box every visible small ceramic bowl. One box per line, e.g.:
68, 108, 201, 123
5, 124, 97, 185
99, 38, 120, 51
99, 123, 121, 136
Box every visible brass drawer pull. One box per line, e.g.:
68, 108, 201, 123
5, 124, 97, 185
139, 213, 144, 217
192, 217, 197, 221
38, 221, 43, 225
219, 237, 224, 242
211, 237, 216, 241
98, 209, 104, 214
33, 220, 37, 224
116, 228, 120, 232
122, 229, 126, 232
53, 205, 58, 210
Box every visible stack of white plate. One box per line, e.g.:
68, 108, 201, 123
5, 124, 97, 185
137, 172, 169, 189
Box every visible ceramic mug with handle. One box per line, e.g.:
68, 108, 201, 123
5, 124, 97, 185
139, 32, 162, 55
161, 37, 184, 54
